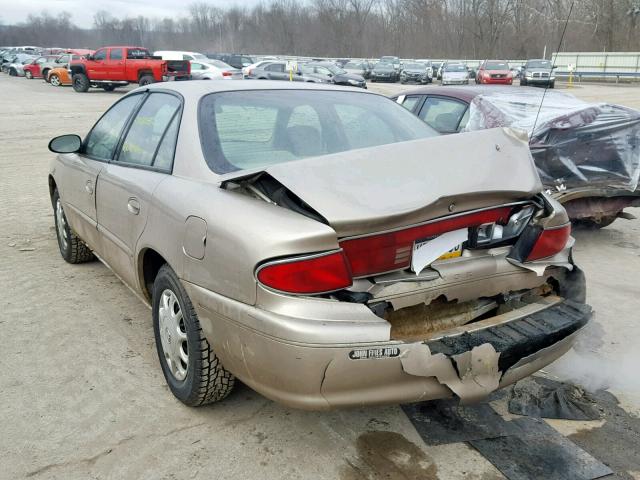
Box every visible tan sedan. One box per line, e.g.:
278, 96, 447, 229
48, 81, 591, 410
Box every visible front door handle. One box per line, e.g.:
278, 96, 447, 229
85, 180, 94, 194
127, 198, 140, 215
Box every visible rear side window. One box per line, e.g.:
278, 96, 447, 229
110, 49, 123, 60
401, 95, 422, 112
418, 97, 468, 133
117, 93, 181, 168
84, 94, 143, 160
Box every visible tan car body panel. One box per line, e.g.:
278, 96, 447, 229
50, 81, 585, 409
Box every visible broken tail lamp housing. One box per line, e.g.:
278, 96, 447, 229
509, 223, 572, 263
339, 206, 513, 278
256, 205, 558, 295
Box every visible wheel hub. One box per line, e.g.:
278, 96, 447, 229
158, 289, 188, 381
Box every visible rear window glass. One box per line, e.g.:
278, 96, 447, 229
199, 90, 438, 174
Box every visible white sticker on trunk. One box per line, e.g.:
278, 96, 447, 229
411, 228, 469, 275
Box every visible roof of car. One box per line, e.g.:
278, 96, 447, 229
395, 85, 529, 102
143, 79, 380, 97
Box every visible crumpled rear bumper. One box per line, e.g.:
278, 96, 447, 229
184, 268, 590, 410
402, 299, 590, 404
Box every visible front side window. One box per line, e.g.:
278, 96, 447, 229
57, 55, 70, 64
118, 93, 181, 167
199, 90, 438, 173
93, 50, 107, 61
419, 97, 468, 133
84, 94, 142, 160
110, 49, 123, 60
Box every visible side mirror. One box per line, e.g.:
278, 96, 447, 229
49, 134, 82, 154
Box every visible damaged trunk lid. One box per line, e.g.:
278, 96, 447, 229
222, 128, 542, 237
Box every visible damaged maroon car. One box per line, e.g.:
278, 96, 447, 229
395, 86, 640, 228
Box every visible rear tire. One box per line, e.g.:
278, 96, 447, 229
138, 74, 154, 86
72, 73, 90, 92
52, 190, 95, 264
152, 264, 235, 406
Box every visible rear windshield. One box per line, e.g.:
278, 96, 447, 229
199, 90, 438, 174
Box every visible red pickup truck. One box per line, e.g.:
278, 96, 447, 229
69, 46, 191, 92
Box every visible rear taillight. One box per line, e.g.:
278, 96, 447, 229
526, 224, 571, 261
222, 71, 232, 77
256, 251, 352, 294
339, 207, 512, 278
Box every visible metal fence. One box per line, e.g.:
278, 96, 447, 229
550, 52, 640, 81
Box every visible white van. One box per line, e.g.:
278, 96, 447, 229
153, 51, 209, 62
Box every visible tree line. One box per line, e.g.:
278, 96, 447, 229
1, 0, 640, 59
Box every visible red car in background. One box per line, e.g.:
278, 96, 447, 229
475, 60, 513, 85
23, 55, 58, 79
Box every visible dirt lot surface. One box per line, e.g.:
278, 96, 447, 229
1, 76, 639, 479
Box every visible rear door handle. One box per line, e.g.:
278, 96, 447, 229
127, 198, 140, 215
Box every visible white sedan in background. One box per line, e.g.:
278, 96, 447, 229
190, 60, 242, 80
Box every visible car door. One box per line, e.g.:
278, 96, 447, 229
108, 48, 125, 80
416, 96, 470, 134
95, 92, 182, 289
265, 62, 287, 80
55, 93, 144, 252
85, 48, 108, 80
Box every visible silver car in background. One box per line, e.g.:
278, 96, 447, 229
441, 63, 470, 85
47, 81, 590, 410
190, 60, 242, 80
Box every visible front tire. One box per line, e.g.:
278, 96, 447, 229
49, 74, 61, 87
52, 190, 95, 264
152, 265, 235, 406
25, 70, 33, 79
72, 73, 90, 92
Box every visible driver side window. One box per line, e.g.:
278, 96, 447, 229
84, 94, 143, 160
93, 50, 107, 61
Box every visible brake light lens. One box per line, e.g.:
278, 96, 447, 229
526, 224, 571, 261
256, 251, 352, 294
222, 71, 232, 77
340, 207, 512, 277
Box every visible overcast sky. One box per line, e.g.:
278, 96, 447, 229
0, 0, 261, 26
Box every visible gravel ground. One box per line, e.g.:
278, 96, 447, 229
1, 75, 639, 479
